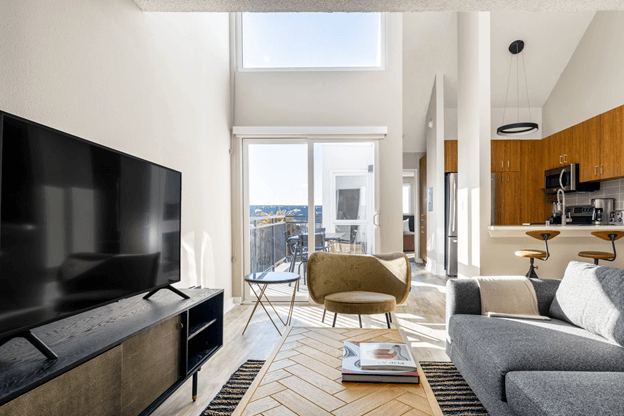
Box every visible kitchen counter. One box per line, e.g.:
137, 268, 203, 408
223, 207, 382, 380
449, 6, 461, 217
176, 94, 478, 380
489, 225, 624, 238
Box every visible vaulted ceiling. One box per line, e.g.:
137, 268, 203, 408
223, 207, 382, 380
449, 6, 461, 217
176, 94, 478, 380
402, 11, 596, 152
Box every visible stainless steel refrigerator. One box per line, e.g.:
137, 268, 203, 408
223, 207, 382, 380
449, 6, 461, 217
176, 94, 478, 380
445, 172, 458, 277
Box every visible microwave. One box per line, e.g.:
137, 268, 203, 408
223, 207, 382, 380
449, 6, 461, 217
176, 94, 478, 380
544, 164, 600, 194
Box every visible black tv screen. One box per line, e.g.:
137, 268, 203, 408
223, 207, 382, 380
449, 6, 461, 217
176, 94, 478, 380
0, 112, 181, 341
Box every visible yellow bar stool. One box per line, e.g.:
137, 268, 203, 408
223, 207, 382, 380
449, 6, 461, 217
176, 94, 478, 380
514, 231, 560, 279
578, 231, 624, 265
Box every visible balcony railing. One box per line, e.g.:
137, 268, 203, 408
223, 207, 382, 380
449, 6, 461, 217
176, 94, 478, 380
249, 215, 309, 274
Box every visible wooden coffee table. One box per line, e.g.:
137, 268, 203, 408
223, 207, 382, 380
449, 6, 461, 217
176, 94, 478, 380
233, 326, 442, 416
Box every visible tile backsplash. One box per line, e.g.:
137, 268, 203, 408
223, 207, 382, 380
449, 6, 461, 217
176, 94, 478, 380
566, 178, 624, 210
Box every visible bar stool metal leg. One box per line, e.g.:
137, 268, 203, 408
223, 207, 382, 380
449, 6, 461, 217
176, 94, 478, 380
385, 313, 391, 329
332, 313, 337, 327
322, 308, 326, 323
526, 258, 539, 279
358, 315, 362, 328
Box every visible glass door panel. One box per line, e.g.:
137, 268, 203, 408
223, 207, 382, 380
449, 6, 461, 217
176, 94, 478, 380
244, 143, 310, 302
314, 143, 376, 255
243, 140, 378, 304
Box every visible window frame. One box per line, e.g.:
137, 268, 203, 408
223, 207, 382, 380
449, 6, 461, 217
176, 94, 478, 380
235, 12, 388, 72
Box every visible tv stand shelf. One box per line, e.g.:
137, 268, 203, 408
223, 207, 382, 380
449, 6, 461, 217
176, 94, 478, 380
0, 288, 223, 415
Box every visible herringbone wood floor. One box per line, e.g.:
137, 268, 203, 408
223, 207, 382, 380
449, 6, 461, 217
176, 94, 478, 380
234, 327, 434, 416
152, 263, 448, 416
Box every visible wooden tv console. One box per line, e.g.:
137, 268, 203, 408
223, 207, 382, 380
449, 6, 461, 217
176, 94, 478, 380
0, 288, 223, 416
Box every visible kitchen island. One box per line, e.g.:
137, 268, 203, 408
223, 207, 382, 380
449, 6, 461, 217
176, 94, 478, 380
489, 225, 624, 238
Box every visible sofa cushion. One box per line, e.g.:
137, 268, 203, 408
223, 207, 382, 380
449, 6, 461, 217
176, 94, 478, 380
506, 371, 624, 416
324, 291, 396, 315
448, 314, 624, 402
549, 261, 624, 346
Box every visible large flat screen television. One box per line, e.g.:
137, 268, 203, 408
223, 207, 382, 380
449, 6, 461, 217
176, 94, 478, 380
0, 111, 182, 348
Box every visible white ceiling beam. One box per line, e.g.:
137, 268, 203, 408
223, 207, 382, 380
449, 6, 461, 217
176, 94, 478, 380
133, 0, 624, 12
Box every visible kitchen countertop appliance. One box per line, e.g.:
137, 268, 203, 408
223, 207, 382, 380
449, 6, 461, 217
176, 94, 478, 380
564, 205, 595, 225
592, 198, 615, 225
544, 164, 600, 194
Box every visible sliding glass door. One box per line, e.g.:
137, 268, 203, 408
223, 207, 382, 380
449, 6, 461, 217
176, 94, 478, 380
243, 140, 378, 303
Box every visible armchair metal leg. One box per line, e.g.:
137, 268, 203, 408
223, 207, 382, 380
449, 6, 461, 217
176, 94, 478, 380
385, 313, 391, 329
332, 313, 337, 328
322, 308, 326, 323
358, 315, 362, 328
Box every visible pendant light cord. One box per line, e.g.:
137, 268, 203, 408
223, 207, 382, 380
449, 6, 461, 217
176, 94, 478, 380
502, 52, 513, 125
516, 43, 519, 123
522, 50, 532, 122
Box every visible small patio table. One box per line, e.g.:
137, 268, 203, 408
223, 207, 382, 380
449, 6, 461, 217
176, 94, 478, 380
242, 271, 300, 336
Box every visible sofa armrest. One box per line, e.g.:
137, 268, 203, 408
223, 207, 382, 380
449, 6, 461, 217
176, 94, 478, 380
446, 279, 481, 325
529, 278, 561, 316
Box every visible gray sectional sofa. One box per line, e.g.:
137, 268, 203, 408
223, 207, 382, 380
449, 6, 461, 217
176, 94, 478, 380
446, 261, 624, 416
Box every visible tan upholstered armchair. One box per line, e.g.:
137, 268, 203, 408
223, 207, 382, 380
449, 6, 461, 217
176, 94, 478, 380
307, 252, 411, 328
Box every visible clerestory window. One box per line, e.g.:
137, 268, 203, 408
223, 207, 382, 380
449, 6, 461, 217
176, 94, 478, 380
237, 12, 387, 71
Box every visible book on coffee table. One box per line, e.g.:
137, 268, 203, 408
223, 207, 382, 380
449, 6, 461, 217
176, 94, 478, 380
342, 341, 419, 384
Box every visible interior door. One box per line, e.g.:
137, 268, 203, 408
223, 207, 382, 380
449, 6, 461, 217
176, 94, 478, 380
419, 155, 427, 262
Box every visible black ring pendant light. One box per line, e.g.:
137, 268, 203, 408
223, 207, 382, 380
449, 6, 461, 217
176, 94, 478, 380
497, 40, 539, 136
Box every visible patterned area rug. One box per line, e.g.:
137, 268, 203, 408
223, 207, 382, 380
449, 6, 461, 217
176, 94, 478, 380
419, 361, 489, 416
202, 360, 265, 416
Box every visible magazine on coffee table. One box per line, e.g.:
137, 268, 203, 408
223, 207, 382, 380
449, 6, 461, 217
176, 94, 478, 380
360, 342, 418, 372
342, 341, 419, 384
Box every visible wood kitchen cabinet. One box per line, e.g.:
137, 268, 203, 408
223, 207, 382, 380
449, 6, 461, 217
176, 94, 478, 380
444, 140, 458, 172
543, 128, 580, 170
520, 140, 545, 224
579, 115, 602, 182
600, 106, 623, 179
560, 127, 581, 166
494, 171, 520, 225
492, 140, 520, 172
543, 134, 557, 170
491, 139, 545, 225
577, 111, 623, 182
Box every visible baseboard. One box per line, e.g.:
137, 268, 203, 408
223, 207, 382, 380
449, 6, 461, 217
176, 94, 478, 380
224, 297, 240, 314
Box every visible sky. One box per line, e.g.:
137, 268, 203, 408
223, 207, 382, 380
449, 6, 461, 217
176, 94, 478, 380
241, 12, 382, 69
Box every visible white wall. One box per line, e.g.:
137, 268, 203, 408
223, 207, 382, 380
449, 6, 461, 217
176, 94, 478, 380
445, 107, 542, 140
403, 152, 426, 169
543, 12, 624, 136
234, 14, 404, 257
457, 12, 491, 278
0, 1, 233, 300
425, 74, 446, 276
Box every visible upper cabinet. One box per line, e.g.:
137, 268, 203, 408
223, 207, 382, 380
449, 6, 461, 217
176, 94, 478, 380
577, 108, 624, 182
444, 140, 458, 173
543, 127, 581, 171
600, 106, 624, 180
491, 140, 520, 172
579, 115, 602, 182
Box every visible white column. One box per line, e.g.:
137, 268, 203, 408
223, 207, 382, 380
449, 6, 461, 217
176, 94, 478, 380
425, 73, 446, 276
457, 12, 491, 278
